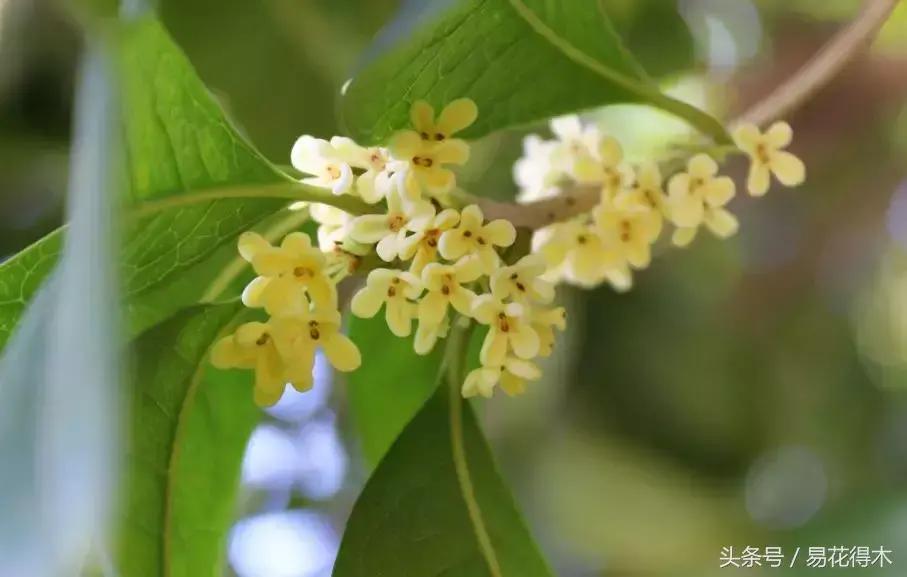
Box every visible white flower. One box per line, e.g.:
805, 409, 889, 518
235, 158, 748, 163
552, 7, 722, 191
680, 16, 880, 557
348, 184, 435, 261
331, 136, 395, 204
514, 134, 562, 203
291, 135, 354, 196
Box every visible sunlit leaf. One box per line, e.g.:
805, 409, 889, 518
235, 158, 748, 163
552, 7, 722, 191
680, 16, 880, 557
341, 0, 728, 144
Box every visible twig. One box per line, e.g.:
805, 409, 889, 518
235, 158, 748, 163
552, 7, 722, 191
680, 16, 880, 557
734, 0, 899, 127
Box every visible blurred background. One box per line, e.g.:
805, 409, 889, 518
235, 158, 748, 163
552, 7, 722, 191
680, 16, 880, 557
2, 0, 906, 575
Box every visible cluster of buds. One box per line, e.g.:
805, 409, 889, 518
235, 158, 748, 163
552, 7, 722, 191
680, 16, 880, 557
517, 116, 805, 291
212, 97, 805, 405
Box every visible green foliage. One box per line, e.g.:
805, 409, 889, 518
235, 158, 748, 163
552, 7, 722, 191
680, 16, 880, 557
334, 384, 553, 577
341, 0, 728, 144
347, 316, 445, 466
118, 304, 260, 577
0, 16, 291, 349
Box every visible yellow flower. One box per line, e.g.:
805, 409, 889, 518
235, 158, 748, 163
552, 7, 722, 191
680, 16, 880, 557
414, 314, 451, 356
350, 268, 423, 337
418, 256, 482, 326
472, 295, 540, 367
389, 134, 470, 195
239, 232, 337, 315
397, 208, 460, 274
536, 220, 625, 289
409, 98, 478, 142
330, 136, 395, 204
573, 135, 634, 202
549, 115, 600, 170
461, 358, 541, 398
211, 321, 309, 407
594, 202, 662, 270
666, 154, 738, 246
614, 161, 667, 221
490, 254, 555, 304
309, 203, 353, 252
274, 308, 360, 368
348, 186, 435, 261
530, 305, 567, 357
733, 121, 806, 196
290, 135, 354, 196
438, 204, 516, 273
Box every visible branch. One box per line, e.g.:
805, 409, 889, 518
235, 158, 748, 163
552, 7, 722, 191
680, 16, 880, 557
734, 0, 898, 127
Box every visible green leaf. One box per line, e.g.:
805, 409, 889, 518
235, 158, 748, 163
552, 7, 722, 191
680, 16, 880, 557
0, 15, 298, 349
334, 383, 553, 577
117, 304, 260, 577
346, 316, 446, 466
341, 0, 729, 144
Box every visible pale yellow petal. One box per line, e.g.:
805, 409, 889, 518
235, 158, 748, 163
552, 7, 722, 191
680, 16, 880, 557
349, 215, 390, 244
704, 208, 739, 238
448, 286, 476, 317
766, 121, 793, 148
482, 219, 517, 247
210, 335, 241, 368
437, 98, 478, 136
238, 232, 270, 262
732, 123, 762, 153
598, 136, 623, 167
434, 139, 470, 166
252, 248, 294, 277
438, 230, 469, 260
418, 291, 449, 325
263, 277, 307, 316
307, 276, 338, 310
241, 276, 270, 308
410, 100, 435, 134
509, 325, 540, 360
480, 330, 508, 367
705, 177, 736, 207
688, 153, 718, 178
770, 151, 806, 187
747, 163, 771, 197
471, 294, 498, 325
386, 300, 414, 337
419, 167, 455, 194
322, 333, 361, 372
350, 286, 384, 318
671, 226, 697, 248
389, 130, 423, 159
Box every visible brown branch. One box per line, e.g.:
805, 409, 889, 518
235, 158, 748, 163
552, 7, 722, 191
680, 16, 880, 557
734, 0, 899, 127
474, 186, 600, 229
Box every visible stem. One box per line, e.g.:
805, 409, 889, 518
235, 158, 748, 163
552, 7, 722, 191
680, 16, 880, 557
734, 0, 898, 127
127, 180, 375, 221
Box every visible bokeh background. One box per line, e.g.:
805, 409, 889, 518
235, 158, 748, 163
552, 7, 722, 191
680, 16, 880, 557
2, 0, 907, 575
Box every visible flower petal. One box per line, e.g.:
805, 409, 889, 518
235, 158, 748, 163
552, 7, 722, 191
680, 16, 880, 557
771, 151, 806, 187
410, 100, 435, 134
437, 98, 478, 136
349, 215, 390, 244
322, 334, 362, 372
350, 286, 384, 319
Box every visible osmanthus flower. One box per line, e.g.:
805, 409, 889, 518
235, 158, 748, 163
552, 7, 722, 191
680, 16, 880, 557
471, 295, 540, 368
397, 208, 460, 274
210, 321, 307, 407
549, 114, 601, 171
330, 136, 395, 204
350, 268, 423, 337
490, 254, 555, 305
666, 154, 738, 247
733, 121, 806, 196
514, 134, 561, 203
389, 133, 470, 196
417, 256, 483, 326
291, 135, 354, 196
238, 232, 337, 315
573, 135, 635, 202
461, 357, 542, 398
614, 162, 667, 222
348, 186, 435, 262
309, 203, 353, 251
414, 314, 451, 356
438, 204, 517, 273
530, 305, 567, 357
594, 202, 662, 271
409, 98, 478, 143
535, 220, 626, 289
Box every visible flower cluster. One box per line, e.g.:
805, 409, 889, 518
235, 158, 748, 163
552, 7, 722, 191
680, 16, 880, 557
211, 232, 361, 406
341, 101, 566, 398
515, 116, 805, 291
213, 96, 805, 403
